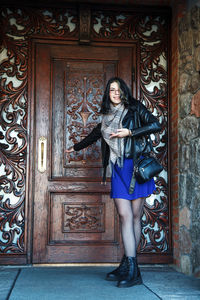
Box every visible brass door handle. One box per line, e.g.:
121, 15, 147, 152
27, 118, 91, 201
38, 137, 47, 173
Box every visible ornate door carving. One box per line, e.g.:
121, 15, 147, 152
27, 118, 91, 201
33, 43, 135, 263
0, 6, 171, 264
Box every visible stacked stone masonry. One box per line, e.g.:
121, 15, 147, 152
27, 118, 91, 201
178, 3, 200, 277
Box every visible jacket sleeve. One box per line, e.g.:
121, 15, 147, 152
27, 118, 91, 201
74, 123, 102, 151
130, 101, 161, 137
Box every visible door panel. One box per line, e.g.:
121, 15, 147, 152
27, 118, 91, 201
33, 43, 136, 263
49, 193, 114, 242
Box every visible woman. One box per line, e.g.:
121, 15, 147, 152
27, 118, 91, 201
66, 77, 161, 288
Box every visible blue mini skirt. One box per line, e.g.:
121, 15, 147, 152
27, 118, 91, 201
110, 158, 156, 200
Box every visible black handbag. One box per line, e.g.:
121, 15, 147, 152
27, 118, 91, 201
129, 137, 163, 194
134, 155, 163, 184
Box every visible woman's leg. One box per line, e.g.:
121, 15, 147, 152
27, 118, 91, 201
114, 198, 136, 257
106, 198, 135, 281
131, 197, 145, 249
115, 197, 145, 288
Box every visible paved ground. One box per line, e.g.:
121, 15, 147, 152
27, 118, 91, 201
0, 265, 200, 300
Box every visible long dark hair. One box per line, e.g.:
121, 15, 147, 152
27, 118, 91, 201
100, 77, 133, 114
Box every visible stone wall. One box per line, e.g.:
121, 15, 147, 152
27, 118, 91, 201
178, 3, 200, 277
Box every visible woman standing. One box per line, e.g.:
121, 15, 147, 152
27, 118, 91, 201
66, 77, 161, 288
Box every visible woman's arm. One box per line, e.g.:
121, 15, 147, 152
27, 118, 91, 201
130, 101, 161, 137
66, 123, 102, 152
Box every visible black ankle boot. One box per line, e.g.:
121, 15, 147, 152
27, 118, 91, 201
117, 256, 143, 288
106, 255, 127, 281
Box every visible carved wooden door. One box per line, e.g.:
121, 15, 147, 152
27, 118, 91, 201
32, 42, 136, 263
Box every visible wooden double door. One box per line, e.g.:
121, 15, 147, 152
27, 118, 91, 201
32, 41, 137, 263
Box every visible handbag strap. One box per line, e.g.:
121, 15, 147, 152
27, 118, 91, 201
129, 172, 136, 194
143, 135, 157, 158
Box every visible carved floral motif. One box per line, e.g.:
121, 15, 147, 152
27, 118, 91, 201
0, 6, 169, 255
63, 203, 104, 232
65, 70, 102, 165
92, 11, 169, 253
0, 8, 78, 253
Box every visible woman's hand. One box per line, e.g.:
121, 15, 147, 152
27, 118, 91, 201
110, 128, 130, 138
65, 147, 75, 153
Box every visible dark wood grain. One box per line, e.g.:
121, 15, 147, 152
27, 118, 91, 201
0, 5, 171, 264
32, 43, 134, 263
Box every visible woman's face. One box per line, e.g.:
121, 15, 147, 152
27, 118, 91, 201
109, 81, 121, 106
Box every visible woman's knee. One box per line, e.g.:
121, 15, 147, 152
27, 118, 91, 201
118, 208, 133, 223
132, 210, 142, 221
114, 198, 133, 223
132, 197, 145, 220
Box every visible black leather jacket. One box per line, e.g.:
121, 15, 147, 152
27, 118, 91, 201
74, 99, 161, 181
